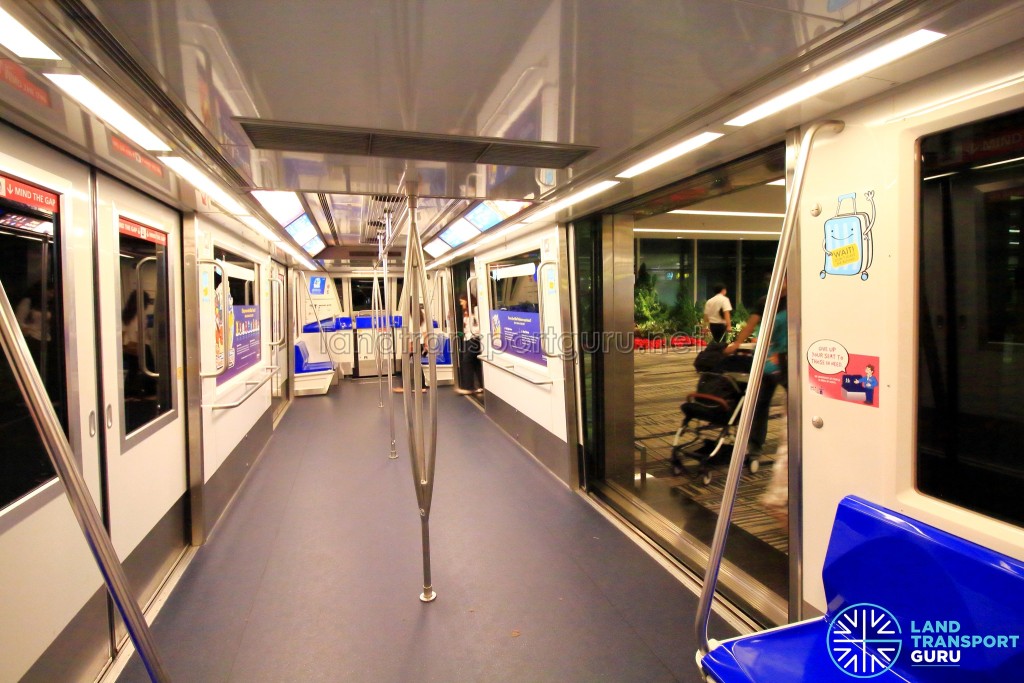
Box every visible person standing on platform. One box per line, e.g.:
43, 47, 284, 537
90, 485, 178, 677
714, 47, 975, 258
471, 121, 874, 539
703, 283, 732, 342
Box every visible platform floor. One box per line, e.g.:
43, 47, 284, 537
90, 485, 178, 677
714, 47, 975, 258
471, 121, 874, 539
119, 380, 737, 682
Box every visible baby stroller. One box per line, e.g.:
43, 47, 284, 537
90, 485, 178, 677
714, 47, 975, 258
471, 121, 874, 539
669, 343, 760, 485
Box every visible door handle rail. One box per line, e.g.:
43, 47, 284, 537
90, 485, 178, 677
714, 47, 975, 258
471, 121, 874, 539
205, 366, 279, 410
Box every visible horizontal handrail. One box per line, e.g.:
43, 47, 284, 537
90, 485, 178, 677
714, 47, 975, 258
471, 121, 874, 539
480, 356, 553, 385
206, 366, 278, 410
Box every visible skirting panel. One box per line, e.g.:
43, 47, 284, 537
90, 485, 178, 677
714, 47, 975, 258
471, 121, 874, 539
485, 391, 572, 486
204, 407, 273, 535
21, 589, 109, 683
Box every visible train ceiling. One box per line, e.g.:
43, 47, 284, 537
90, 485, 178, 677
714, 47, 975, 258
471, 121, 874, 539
4, 0, 1024, 265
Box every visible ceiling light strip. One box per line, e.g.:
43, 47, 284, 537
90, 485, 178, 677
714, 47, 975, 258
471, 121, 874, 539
159, 157, 246, 214
725, 29, 945, 127
634, 228, 781, 236
525, 180, 619, 223
617, 132, 724, 178
44, 73, 170, 151
0, 8, 62, 60
669, 209, 785, 218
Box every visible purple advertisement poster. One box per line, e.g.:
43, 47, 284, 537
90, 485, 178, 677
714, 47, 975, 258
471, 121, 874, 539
218, 305, 262, 384
490, 310, 545, 366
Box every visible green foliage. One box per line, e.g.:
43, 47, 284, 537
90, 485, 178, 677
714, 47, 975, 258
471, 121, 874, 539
668, 278, 701, 336
634, 286, 668, 337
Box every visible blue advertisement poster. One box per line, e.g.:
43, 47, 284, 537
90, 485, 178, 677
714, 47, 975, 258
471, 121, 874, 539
218, 305, 262, 384
491, 310, 544, 366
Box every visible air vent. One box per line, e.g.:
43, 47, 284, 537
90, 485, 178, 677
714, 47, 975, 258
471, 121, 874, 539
237, 119, 595, 169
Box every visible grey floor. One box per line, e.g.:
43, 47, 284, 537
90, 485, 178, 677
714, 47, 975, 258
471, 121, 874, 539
120, 380, 735, 682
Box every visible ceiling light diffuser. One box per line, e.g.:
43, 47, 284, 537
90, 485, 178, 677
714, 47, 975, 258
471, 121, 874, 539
251, 190, 304, 226
725, 29, 945, 127
669, 209, 784, 218
617, 132, 724, 178
0, 8, 62, 60
525, 180, 619, 223
44, 73, 170, 151
159, 157, 247, 215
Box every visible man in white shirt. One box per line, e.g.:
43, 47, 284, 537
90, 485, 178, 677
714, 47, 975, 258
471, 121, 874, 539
703, 283, 732, 342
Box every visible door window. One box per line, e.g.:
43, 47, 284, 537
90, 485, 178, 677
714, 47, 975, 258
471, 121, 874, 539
0, 185, 65, 508
918, 107, 1024, 527
118, 217, 172, 435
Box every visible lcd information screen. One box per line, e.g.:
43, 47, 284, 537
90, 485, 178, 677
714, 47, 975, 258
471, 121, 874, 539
466, 202, 504, 231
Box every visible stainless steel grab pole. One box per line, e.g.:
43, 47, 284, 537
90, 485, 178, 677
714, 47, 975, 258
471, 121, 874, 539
381, 224, 398, 459
0, 280, 171, 682
372, 270, 384, 408
399, 190, 439, 602
695, 120, 844, 658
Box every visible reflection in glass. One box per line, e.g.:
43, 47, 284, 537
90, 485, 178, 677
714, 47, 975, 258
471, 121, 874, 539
119, 226, 172, 434
0, 201, 63, 509
918, 108, 1024, 528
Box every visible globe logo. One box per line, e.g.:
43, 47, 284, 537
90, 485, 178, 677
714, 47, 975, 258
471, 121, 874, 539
828, 603, 902, 677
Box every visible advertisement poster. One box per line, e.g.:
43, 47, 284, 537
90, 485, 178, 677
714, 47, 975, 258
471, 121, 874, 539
491, 310, 544, 366
218, 305, 262, 384
807, 339, 879, 407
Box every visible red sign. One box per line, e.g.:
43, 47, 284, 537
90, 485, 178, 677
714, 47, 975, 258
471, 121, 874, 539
110, 134, 165, 179
118, 216, 167, 246
0, 174, 59, 213
0, 59, 51, 108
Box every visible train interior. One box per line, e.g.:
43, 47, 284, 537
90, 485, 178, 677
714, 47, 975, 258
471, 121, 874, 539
0, 1, 1023, 681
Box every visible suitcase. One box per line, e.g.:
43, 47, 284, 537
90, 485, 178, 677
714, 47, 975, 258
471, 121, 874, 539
821, 191, 874, 280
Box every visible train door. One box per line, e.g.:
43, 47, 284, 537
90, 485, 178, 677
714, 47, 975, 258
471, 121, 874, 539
0, 126, 113, 682
452, 259, 485, 401
268, 260, 290, 421
94, 174, 187, 641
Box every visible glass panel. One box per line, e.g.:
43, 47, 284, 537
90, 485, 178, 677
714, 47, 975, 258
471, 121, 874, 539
212, 247, 261, 385
583, 146, 790, 625
351, 279, 374, 312
918, 107, 1024, 528
572, 220, 603, 483
119, 220, 172, 434
739, 240, 777, 312
0, 198, 65, 509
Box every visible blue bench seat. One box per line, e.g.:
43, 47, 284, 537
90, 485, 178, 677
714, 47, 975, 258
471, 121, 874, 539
701, 495, 1024, 682
294, 341, 333, 374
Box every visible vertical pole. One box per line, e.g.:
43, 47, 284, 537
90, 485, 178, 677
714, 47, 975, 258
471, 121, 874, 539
0, 280, 171, 682
381, 224, 398, 459
372, 269, 384, 408
695, 120, 843, 659
399, 188, 438, 602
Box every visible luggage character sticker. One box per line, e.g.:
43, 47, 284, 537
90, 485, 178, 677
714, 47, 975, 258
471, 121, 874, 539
821, 190, 875, 281
807, 339, 879, 408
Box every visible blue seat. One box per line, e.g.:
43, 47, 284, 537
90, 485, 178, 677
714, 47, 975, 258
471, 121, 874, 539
294, 341, 333, 374
301, 317, 340, 333
421, 335, 452, 366
701, 495, 1024, 682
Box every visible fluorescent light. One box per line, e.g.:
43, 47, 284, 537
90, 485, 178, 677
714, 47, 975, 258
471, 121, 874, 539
767, 179, 786, 186
251, 190, 304, 226
634, 228, 780, 236
725, 29, 945, 127
669, 209, 784, 218
0, 8, 62, 60
159, 157, 247, 214
617, 132, 724, 178
439, 218, 480, 247
423, 239, 452, 258
923, 172, 958, 181
239, 215, 282, 242
44, 73, 170, 151
525, 180, 619, 223
492, 263, 536, 280
973, 155, 1024, 171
